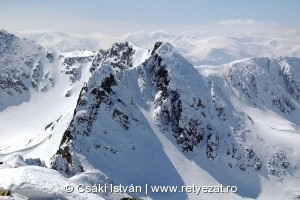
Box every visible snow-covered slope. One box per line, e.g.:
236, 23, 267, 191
0, 30, 96, 162
1, 30, 300, 200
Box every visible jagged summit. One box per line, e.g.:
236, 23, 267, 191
0, 30, 17, 54
90, 41, 148, 73
0, 29, 14, 37
152, 41, 174, 55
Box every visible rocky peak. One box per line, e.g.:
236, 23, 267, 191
0, 30, 18, 56
153, 42, 174, 56
0, 29, 15, 41
151, 41, 163, 55
90, 42, 135, 73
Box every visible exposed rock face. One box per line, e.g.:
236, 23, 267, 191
90, 42, 135, 73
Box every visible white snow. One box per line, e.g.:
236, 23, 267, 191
62, 50, 97, 58
0, 166, 103, 199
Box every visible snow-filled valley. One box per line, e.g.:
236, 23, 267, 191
0, 29, 300, 200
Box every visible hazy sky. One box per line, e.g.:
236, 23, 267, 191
1, 0, 299, 35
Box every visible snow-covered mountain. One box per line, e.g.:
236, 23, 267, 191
16, 30, 300, 65
17, 30, 100, 52
0, 30, 55, 111
1, 30, 300, 200
17, 30, 116, 53
0, 30, 97, 157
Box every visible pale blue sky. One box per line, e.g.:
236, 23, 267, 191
0, 0, 299, 34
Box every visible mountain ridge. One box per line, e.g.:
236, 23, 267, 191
50, 42, 300, 199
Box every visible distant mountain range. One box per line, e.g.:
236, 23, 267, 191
17, 29, 300, 65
